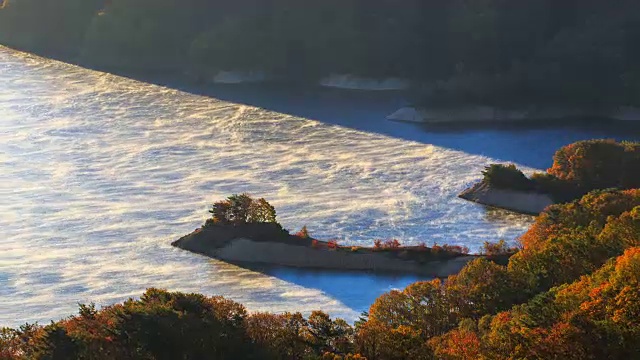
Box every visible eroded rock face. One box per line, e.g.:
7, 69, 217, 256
459, 182, 554, 215
172, 226, 476, 276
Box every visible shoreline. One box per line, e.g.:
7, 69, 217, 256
387, 106, 640, 124
172, 226, 480, 277
459, 182, 554, 216
3, 45, 640, 128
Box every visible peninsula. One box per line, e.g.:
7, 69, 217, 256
172, 194, 485, 276
460, 139, 640, 215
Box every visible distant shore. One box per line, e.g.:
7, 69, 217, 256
4, 45, 640, 128
387, 105, 640, 124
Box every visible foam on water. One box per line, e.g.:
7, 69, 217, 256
0, 48, 551, 326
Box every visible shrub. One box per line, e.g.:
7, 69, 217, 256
371, 239, 403, 251
482, 240, 517, 256
327, 240, 339, 249
351, 246, 359, 252
295, 225, 311, 239
384, 239, 402, 249
311, 239, 319, 249
482, 164, 534, 191
442, 244, 470, 255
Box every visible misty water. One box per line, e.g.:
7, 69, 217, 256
1, 47, 636, 327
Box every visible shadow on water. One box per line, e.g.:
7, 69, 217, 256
134, 75, 640, 169
234, 262, 425, 312
4, 47, 640, 168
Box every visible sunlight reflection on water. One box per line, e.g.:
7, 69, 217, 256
3, 47, 629, 327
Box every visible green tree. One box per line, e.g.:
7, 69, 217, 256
208, 194, 277, 225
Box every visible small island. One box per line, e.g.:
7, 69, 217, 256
172, 194, 497, 276
460, 139, 640, 215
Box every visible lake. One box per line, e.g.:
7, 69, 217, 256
0, 46, 636, 326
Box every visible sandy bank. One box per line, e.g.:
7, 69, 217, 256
172, 227, 476, 276
459, 182, 554, 215
387, 106, 640, 123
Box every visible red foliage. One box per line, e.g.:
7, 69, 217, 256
429, 328, 482, 359
374, 239, 402, 250
442, 244, 471, 255
311, 239, 319, 249
295, 225, 311, 239
383, 239, 402, 249
327, 240, 339, 249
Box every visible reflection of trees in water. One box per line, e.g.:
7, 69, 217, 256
483, 207, 534, 228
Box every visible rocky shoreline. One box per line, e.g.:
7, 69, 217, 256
459, 181, 554, 215
172, 224, 477, 276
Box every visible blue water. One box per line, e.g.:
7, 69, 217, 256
0, 46, 637, 327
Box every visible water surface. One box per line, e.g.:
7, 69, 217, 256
1, 47, 635, 326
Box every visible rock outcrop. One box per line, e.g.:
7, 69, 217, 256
459, 182, 554, 215
172, 224, 476, 276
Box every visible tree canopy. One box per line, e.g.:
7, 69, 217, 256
3, 189, 639, 359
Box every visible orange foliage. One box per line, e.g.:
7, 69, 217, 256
541, 140, 640, 200
463, 248, 640, 359
383, 239, 401, 249
429, 328, 481, 360
296, 225, 311, 239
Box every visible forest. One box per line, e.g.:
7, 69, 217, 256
1, 0, 640, 106
1, 141, 639, 359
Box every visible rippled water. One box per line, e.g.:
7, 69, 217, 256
1, 47, 636, 327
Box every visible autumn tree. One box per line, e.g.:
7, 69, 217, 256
446, 258, 521, 319
355, 279, 455, 359
548, 139, 639, 191
477, 248, 640, 359
509, 189, 640, 293
428, 319, 481, 360
208, 194, 277, 226
245, 312, 309, 359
